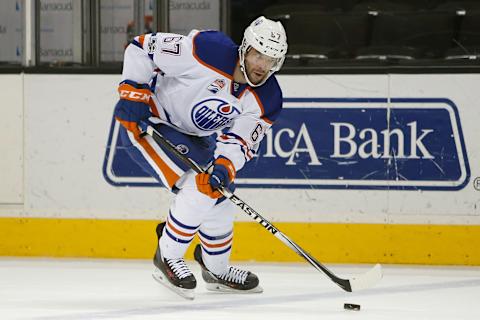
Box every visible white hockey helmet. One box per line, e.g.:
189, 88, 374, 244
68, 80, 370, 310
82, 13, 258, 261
239, 16, 288, 87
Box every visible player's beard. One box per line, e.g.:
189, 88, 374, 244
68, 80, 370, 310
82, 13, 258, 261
246, 63, 268, 85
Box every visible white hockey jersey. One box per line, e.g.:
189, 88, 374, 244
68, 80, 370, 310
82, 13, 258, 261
120, 30, 283, 172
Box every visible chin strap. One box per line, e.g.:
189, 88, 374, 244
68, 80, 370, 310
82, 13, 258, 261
240, 64, 273, 87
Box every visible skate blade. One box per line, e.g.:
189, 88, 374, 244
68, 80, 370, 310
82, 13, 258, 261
205, 283, 263, 294
152, 268, 195, 300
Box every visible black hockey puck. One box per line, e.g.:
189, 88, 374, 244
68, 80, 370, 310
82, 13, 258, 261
344, 303, 361, 311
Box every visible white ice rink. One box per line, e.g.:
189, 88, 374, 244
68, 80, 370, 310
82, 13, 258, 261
1, 258, 479, 320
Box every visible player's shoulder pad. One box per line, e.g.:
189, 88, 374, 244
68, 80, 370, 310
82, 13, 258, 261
250, 75, 283, 124
192, 30, 238, 77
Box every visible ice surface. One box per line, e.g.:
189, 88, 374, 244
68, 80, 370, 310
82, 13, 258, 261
0, 258, 479, 320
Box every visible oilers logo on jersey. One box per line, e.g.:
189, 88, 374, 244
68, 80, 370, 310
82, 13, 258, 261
191, 98, 241, 131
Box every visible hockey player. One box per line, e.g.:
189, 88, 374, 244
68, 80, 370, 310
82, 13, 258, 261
113, 16, 288, 299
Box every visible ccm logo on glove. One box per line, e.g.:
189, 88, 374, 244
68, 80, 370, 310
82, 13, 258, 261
118, 84, 151, 103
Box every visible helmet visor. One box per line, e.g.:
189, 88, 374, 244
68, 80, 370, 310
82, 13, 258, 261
246, 48, 282, 71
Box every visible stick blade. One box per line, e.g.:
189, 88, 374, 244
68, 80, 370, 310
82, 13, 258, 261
348, 263, 383, 292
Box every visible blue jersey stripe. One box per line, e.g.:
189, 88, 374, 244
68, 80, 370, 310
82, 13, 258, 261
198, 229, 233, 241
202, 245, 232, 256
131, 40, 143, 50
168, 211, 199, 230
165, 228, 192, 243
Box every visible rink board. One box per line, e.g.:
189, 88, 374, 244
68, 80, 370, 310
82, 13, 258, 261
1, 217, 480, 265
0, 73, 479, 264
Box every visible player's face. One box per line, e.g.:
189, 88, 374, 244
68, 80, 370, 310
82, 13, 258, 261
244, 48, 276, 85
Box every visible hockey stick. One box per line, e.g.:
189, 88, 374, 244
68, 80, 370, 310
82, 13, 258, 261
139, 120, 382, 292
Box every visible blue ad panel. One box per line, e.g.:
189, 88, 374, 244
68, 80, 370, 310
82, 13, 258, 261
103, 98, 470, 190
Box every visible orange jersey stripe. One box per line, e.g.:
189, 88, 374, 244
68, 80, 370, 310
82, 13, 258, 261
220, 133, 248, 148
261, 116, 274, 125
246, 87, 274, 124
148, 97, 160, 117
166, 220, 196, 238
138, 34, 146, 47
136, 136, 180, 188
117, 119, 180, 188
200, 236, 233, 249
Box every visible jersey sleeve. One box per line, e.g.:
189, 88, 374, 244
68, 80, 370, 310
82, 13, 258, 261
214, 81, 283, 172
122, 31, 198, 82
117, 31, 200, 134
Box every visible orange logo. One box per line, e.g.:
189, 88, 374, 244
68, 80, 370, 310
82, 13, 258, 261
119, 90, 150, 102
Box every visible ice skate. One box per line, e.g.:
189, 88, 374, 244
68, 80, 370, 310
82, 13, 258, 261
152, 222, 196, 300
193, 244, 263, 293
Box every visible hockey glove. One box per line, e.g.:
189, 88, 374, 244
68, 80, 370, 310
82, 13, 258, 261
196, 157, 236, 199
114, 82, 152, 138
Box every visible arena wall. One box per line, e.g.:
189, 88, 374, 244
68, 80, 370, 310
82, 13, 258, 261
0, 73, 479, 265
